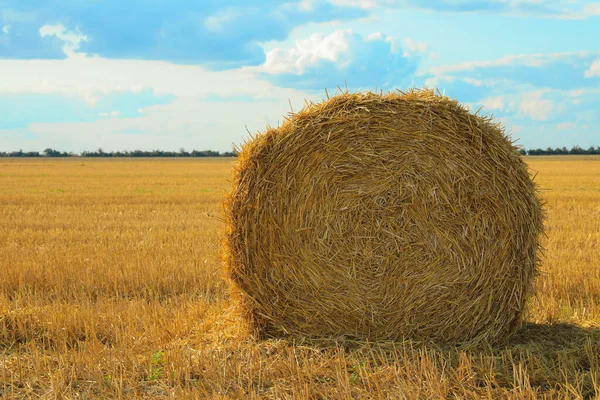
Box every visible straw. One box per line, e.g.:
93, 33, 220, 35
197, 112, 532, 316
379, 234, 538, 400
223, 89, 544, 347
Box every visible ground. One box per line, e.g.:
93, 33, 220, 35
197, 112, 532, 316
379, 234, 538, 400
1, 156, 599, 399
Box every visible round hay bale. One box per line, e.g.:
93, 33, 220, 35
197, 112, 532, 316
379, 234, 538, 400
224, 89, 544, 346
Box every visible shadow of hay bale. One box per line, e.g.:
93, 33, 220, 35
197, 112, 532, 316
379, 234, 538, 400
494, 322, 600, 395
510, 322, 600, 353
238, 322, 600, 397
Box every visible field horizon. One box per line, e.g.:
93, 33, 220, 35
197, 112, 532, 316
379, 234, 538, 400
1, 156, 599, 398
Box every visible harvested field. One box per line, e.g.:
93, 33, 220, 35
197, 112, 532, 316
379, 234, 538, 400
1, 157, 599, 398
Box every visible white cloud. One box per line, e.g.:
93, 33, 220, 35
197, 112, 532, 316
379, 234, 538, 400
510, 125, 523, 134
424, 75, 484, 88
261, 29, 352, 75
556, 122, 576, 130
583, 2, 600, 16
585, 58, 600, 78
402, 38, 427, 57
366, 32, 383, 41
328, 0, 376, 9
384, 36, 399, 53
520, 90, 553, 121
568, 89, 586, 97
424, 76, 445, 87
0, 53, 310, 107
98, 111, 120, 117
0, 50, 320, 151
463, 77, 483, 86
203, 8, 241, 33
549, 1, 600, 19
481, 96, 504, 111
6, 93, 319, 152
299, 0, 316, 10
423, 51, 597, 76
367, 32, 405, 54
2, 25, 11, 35
39, 24, 88, 57
329, 0, 600, 19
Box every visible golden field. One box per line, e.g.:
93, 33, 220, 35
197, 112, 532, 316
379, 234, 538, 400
0, 156, 599, 399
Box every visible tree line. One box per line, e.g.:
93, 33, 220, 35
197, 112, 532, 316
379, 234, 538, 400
0, 148, 237, 157
520, 146, 600, 155
2, 145, 600, 158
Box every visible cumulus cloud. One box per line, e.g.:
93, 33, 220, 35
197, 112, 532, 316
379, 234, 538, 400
510, 124, 523, 134
556, 122, 576, 130
0, 51, 320, 151
328, 0, 376, 9
203, 8, 242, 33
0, 52, 311, 107
2, 1, 367, 67
39, 24, 88, 57
583, 2, 600, 16
520, 90, 553, 120
481, 96, 504, 111
98, 111, 121, 117
418, 53, 600, 129
3, 93, 321, 153
299, 0, 316, 11
402, 38, 428, 57
568, 88, 586, 97
366, 32, 383, 41
585, 58, 600, 78
420, 51, 600, 94
257, 29, 418, 89
261, 29, 353, 75
328, 0, 599, 19
2, 25, 11, 35
422, 75, 491, 103
424, 52, 597, 76
425, 76, 482, 87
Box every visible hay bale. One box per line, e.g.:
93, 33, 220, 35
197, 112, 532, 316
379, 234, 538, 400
224, 89, 544, 346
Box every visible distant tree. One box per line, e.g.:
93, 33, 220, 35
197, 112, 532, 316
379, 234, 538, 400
570, 145, 585, 155
44, 148, 63, 157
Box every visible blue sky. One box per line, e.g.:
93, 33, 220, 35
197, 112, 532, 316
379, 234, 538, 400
0, 0, 599, 152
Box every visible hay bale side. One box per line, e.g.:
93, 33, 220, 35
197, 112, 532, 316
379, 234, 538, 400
224, 89, 544, 346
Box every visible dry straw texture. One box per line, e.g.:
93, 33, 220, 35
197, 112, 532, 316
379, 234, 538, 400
224, 89, 544, 347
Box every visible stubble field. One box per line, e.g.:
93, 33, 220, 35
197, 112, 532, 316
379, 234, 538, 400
1, 156, 599, 399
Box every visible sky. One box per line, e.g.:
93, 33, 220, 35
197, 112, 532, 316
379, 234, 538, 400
0, 0, 599, 152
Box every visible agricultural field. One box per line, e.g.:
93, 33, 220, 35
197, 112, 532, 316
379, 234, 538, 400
1, 156, 599, 399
